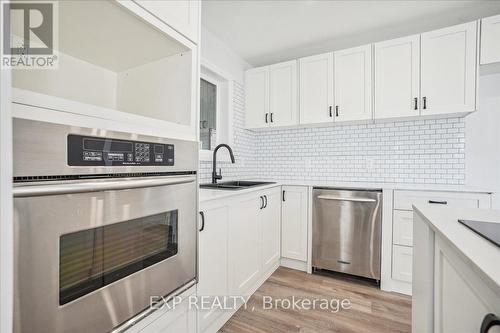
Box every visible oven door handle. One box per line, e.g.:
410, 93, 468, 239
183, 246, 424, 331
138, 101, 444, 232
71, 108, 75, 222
13, 175, 196, 197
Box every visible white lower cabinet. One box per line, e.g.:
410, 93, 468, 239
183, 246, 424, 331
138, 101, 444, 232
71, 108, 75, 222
281, 186, 308, 262
433, 236, 500, 333
198, 187, 282, 333
197, 204, 229, 332
388, 190, 491, 295
392, 245, 413, 283
261, 188, 282, 272
228, 194, 262, 296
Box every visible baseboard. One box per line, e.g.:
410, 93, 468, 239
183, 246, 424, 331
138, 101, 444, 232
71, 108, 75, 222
381, 278, 412, 296
280, 257, 307, 272
201, 260, 280, 333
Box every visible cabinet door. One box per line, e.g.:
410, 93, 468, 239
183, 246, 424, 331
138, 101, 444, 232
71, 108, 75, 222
269, 60, 298, 127
281, 186, 308, 261
334, 45, 373, 122
228, 195, 261, 296
421, 21, 477, 115
245, 67, 269, 128
197, 205, 228, 331
434, 236, 500, 333
299, 53, 334, 124
374, 35, 420, 119
480, 14, 500, 65
261, 188, 281, 273
134, 0, 200, 43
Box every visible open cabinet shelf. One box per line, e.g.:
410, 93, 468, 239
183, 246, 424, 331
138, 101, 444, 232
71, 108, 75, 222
11, 0, 197, 138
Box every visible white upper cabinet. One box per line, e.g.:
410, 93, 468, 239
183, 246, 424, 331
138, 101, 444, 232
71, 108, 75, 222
334, 45, 373, 122
421, 22, 477, 116
245, 61, 297, 129
374, 35, 420, 119
245, 67, 269, 128
299, 53, 334, 124
134, 0, 200, 43
480, 14, 500, 64
269, 61, 298, 127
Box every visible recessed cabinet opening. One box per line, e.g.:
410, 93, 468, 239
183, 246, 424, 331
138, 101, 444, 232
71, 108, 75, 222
11, 0, 193, 126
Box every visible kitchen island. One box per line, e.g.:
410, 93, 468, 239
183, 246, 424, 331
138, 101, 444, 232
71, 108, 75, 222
413, 205, 500, 333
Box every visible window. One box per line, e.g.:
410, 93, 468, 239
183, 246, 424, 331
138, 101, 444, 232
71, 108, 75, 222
200, 78, 218, 150
59, 211, 178, 305
199, 62, 233, 161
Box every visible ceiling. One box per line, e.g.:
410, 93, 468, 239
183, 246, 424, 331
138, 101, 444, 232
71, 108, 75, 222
202, 0, 500, 67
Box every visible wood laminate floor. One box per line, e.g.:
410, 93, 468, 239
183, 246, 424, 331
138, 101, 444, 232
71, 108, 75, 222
219, 267, 411, 333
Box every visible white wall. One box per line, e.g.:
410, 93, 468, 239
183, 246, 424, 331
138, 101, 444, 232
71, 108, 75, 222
201, 27, 251, 83
465, 72, 500, 207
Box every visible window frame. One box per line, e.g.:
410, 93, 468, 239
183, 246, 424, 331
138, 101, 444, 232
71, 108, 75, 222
199, 60, 233, 162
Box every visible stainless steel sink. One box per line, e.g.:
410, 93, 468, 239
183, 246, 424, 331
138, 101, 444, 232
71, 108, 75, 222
200, 180, 275, 190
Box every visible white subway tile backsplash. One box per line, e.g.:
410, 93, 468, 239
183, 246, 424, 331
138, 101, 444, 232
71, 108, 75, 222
199, 82, 466, 185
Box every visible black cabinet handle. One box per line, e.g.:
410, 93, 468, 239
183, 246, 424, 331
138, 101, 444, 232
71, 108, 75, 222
428, 200, 447, 205
329, 106, 332, 117
414, 97, 418, 110
260, 196, 264, 209
282, 190, 286, 202
199, 211, 205, 232
481, 314, 500, 333
265, 113, 268, 123
270, 113, 274, 123
264, 195, 268, 208
335, 106, 339, 117
423, 96, 427, 110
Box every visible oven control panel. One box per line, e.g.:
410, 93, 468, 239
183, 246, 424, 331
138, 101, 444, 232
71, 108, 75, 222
67, 135, 174, 166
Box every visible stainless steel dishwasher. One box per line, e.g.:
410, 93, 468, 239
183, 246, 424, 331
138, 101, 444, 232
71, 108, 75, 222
312, 188, 382, 281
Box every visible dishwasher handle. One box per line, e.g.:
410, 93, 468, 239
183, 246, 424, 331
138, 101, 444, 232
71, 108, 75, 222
317, 195, 376, 203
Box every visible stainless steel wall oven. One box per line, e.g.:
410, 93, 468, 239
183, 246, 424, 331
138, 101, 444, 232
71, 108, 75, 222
13, 119, 198, 333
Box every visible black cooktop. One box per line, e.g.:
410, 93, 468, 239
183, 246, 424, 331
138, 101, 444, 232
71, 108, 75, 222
458, 219, 500, 247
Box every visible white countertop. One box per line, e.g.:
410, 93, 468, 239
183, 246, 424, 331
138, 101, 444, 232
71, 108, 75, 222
413, 205, 500, 292
199, 179, 493, 203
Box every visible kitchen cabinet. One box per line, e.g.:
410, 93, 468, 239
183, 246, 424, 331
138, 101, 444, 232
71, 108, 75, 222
245, 67, 269, 129
134, 0, 200, 43
334, 44, 373, 122
480, 14, 500, 64
421, 21, 477, 116
197, 205, 229, 332
433, 235, 500, 333
245, 61, 297, 129
374, 35, 420, 119
228, 194, 262, 296
413, 208, 500, 333
387, 189, 491, 295
227, 187, 281, 296
299, 53, 334, 124
281, 186, 308, 262
269, 61, 298, 127
261, 188, 281, 272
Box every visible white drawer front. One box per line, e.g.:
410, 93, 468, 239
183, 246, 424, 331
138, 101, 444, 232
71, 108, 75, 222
393, 210, 413, 247
394, 190, 483, 211
392, 245, 413, 283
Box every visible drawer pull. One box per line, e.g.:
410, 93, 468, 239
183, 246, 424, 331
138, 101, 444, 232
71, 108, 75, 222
428, 200, 447, 205
481, 313, 500, 333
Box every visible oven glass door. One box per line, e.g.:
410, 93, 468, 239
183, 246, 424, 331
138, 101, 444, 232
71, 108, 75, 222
59, 210, 178, 305
14, 176, 196, 333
